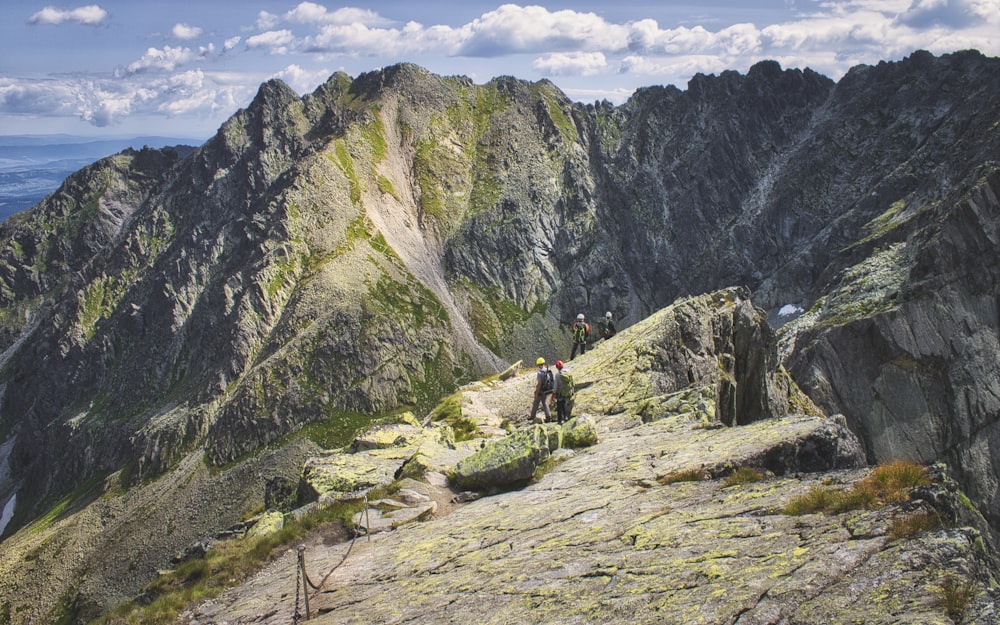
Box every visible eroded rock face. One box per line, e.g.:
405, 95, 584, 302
784, 170, 1000, 532
577, 287, 820, 430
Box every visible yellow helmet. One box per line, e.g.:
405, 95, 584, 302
536, 357, 545, 365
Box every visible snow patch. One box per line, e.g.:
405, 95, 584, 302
779, 304, 804, 317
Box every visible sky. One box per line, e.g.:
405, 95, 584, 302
1, 0, 998, 141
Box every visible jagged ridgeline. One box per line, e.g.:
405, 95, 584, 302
1, 49, 1000, 620
0, 64, 622, 523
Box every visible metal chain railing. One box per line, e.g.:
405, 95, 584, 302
292, 496, 371, 623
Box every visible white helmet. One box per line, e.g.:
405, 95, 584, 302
605, 311, 613, 319
576, 313, 585, 321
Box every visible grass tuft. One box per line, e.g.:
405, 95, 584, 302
658, 469, 710, 485
888, 510, 944, 541
94, 501, 363, 625
939, 573, 977, 622
723, 467, 764, 487
782, 460, 929, 516
427, 392, 478, 441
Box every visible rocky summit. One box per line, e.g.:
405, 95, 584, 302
1, 49, 1000, 624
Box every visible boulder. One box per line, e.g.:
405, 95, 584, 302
350, 412, 424, 452
561, 415, 599, 448
300, 447, 416, 504
246, 511, 284, 539
450, 425, 553, 490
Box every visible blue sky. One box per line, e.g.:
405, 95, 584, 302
1, 1, 997, 141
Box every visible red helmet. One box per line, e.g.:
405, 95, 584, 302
555, 360, 564, 369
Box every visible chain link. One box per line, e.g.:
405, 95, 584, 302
293, 546, 303, 625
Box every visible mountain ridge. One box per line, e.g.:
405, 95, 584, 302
1, 49, 1000, 623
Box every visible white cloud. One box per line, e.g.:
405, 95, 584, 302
283, 16, 464, 57
28, 4, 108, 26
172, 23, 203, 40
271, 64, 331, 93
970, 0, 1000, 20
284, 2, 392, 26
534, 52, 608, 76
0, 78, 79, 115
762, 12, 892, 50
894, 0, 975, 27
9, 0, 1000, 136
126, 45, 216, 73
233, 0, 998, 89
562, 85, 635, 105
627, 21, 763, 56
285, 2, 330, 24
246, 30, 296, 54
619, 54, 731, 83
282, 4, 636, 59
255, 11, 280, 31
1, 70, 256, 128
457, 4, 629, 56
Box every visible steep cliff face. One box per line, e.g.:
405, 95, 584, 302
1, 50, 1000, 621
0, 147, 181, 350
784, 168, 1000, 529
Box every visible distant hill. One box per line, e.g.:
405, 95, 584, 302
0, 135, 202, 221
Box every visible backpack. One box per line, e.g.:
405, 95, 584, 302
540, 368, 554, 394
573, 322, 590, 343
557, 371, 575, 399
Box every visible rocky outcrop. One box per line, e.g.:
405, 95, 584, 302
0, 288, 843, 625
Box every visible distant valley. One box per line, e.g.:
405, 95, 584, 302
0, 135, 201, 221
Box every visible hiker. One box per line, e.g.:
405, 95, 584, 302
570, 313, 590, 360
530, 357, 554, 422
552, 360, 575, 424
600, 311, 617, 340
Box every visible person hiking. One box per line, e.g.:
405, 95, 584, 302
600, 311, 617, 340
570, 313, 590, 360
530, 357, 554, 422
552, 360, 575, 424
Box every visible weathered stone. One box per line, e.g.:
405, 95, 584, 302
353, 502, 437, 534
246, 511, 284, 539
498, 360, 522, 381
349, 412, 423, 452
397, 437, 480, 480
301, 447, 417, 504
450, 425, 553, 490
396, 488, 430, 505
561, 415, 599, 448
784, 170, 1000, 532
